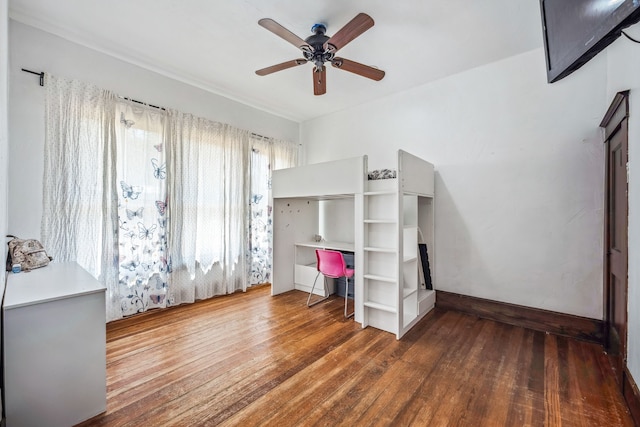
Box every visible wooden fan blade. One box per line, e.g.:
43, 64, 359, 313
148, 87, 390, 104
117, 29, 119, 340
313, 66, 326, 95
331, 57, 385, 81
324, 13, 374, 52
256, 59, 307, 76
258, 18, 310, 50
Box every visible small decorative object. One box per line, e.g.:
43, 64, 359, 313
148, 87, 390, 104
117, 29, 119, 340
5, 235, 52, 272
313, 234, 323, 242
12, 264, 21, 273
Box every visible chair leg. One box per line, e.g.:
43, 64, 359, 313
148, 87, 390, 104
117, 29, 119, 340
307, 272, 330, 307
344, 277, 354, 318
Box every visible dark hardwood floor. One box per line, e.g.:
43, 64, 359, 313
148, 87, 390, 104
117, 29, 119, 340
77, 285, 633, 426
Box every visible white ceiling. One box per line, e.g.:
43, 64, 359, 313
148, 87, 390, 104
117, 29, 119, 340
9, 0, 544, 122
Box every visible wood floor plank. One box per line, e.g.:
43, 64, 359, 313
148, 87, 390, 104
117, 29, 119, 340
164, 320, 361, 426
76, 286, 634, 427
544, 334, 562, 425
576, 339, 634, 426
303, 311, 450, 427
388, 312, 475, 425
113, 307, 351, 425
504, 328, 536, 425
410, 316, 500, 425
358, 315, 481, 426
447, 321, 520, 426
106, 298, 311, 409
475, 324, 525, 426
217, 327, 386, 426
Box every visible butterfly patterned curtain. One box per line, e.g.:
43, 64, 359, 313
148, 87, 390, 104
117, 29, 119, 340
248, 136, 298, 285
116, 101, 168, 316
248, 145, 270, 285
42, 74, 298, 322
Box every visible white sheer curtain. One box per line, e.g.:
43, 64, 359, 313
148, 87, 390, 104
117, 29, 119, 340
166, 111, 251, 304
41, 74, 121, 321
248, 136, 298, 284
42, 74, 298, 321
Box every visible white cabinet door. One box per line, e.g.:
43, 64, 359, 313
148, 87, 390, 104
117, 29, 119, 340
3, 263, 106, 427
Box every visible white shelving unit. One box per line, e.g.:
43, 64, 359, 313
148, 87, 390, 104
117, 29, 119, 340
271, 151, 434, 339
361, 151, 435, 339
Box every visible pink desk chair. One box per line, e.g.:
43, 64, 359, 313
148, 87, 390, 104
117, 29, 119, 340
307, 249, 354, 318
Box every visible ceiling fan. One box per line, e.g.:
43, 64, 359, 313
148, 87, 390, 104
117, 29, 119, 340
255, 13, 385, 95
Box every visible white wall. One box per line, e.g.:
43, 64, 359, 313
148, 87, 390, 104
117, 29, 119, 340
319, 199, 355, 243
1, 0, 8, 419
301, 48, 608, 319
1, 1, 8, 282
606, 23, 640, 390
8, 21, 299, 238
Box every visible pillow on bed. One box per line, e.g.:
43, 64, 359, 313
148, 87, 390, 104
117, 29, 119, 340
367, 169, 397, 180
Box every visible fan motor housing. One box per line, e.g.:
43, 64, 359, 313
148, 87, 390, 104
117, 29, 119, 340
305, 23, 329, 50
304, 23, 333, 66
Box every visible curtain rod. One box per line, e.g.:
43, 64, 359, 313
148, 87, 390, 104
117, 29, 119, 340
20, 68, 166, 110
21, 68, 44, 86
250, 132, 302, 146
120, 96, 165, 111
22, 67, 300, 145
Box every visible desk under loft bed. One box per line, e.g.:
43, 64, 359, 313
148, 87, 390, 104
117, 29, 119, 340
272, 150, 435, 339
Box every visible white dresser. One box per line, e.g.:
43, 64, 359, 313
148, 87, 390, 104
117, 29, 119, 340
3, 262, 107, 427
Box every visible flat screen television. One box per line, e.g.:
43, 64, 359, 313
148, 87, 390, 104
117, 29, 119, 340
540, 0, 640, 83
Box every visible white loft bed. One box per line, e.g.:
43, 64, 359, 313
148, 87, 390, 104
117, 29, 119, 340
271, 155, 366, 199
272, 150, 435, 339
271, 155, 365, 295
